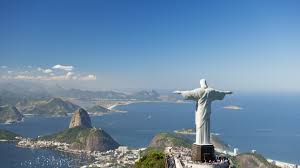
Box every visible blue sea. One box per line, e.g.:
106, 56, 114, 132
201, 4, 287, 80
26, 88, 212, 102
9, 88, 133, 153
0, 92, 299, 167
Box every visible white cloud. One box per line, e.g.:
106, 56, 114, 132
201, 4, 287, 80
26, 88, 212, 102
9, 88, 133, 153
13, 75, 65, 81
1, 66, 8, 69
19, 71, 29, 74
4, 73, 96, 81
14, 75, 35, 80
65, 72, 74, 79
43, 69, 53, 73
37, 67, 53, 73
0, 64, 96, 81
52, 64, 74, 71
80, 74, 97, 80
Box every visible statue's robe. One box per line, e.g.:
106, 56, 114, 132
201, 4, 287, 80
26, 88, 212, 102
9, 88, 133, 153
180, 88, 227, 145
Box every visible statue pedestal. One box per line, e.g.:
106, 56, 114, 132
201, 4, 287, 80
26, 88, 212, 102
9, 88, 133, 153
192, 144, 215, 162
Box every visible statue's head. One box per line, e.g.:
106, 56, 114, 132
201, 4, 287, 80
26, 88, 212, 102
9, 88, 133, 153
200, 79, 208, 89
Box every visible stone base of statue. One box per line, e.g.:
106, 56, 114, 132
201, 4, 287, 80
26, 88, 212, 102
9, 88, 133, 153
192, 144, 215, 162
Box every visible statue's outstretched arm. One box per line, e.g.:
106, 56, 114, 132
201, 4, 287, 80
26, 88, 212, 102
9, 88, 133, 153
223, 91, 233, 94
214, 89, 232, 95
173, 90, 182, 94
173, 90, 199, 100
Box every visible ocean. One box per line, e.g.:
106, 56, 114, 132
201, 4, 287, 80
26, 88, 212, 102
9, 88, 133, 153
0, 92, 299, 167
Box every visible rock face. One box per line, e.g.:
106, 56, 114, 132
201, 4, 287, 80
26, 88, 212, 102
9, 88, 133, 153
0, 105, 23, 123
69, 127, 120, 151
69, 108, 92, 128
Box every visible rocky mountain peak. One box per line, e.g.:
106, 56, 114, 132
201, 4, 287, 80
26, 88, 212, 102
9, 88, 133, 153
69, 108, 92, 128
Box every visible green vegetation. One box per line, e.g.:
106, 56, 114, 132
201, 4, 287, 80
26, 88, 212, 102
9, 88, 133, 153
39, 126, 92, 143
133, 149, 165, 168
149, 132, 193, 150
0, 129, 20, 140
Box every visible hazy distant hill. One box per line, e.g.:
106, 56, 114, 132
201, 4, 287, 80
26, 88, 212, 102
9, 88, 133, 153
0, 105, 24, 124
50, 88, 128, 100
0, 82, 50, 106
25, 98, 80, 116
51, 88, 160, 100
0, 82, 162, 108
128, 90, 160, 100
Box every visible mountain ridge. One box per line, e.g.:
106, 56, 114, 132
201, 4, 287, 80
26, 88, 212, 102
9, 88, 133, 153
0, 105, 24, 124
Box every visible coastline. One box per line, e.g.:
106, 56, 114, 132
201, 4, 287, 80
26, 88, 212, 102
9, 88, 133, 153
15, 138, 143, 167
107, 100, 187, 110
9, 133, 300, 168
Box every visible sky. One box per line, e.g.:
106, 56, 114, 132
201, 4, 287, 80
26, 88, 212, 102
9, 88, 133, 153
0, 0, 300, 91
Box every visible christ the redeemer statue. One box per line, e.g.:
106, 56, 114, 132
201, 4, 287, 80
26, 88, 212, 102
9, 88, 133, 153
174, 79, 232, 162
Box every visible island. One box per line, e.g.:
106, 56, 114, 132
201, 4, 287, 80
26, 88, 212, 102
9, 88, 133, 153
223, 105, 243, 110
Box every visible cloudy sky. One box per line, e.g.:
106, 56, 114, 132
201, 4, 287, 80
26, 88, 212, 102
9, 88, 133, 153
0, 0, 300, 91
0, 64, 96, 81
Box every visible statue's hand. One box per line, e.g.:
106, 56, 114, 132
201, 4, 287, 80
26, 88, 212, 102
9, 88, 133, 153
173, 91, 182, 94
